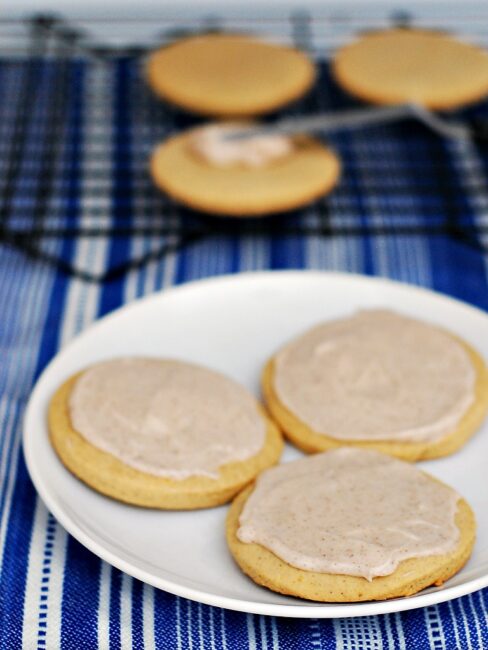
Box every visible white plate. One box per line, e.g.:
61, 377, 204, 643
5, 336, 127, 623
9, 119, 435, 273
23, 271, 488, 618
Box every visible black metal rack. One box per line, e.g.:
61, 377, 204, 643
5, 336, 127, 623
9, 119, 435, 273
1, 12, 488, 282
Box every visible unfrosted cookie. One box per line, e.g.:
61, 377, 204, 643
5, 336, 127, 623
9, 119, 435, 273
49, 358, 283, 509
227, 449, 476, 602
146, 34, 315, 117
262, 310, 488, 461
150, 126, 340, 217
333, 28, 488, 110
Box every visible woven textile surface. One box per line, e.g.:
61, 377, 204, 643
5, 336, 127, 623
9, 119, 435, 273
1, 48, 488, 649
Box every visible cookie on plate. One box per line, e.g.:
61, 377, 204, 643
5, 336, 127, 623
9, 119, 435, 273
262, 310, 488, 461
150, 124, 340, 217
49, 358, 283, 509
146, 33, 315, 117
227, 448, 476, 602
332, 28, 488, 110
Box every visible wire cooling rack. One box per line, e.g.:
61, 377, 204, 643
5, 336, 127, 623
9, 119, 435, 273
1, 10, 488, 281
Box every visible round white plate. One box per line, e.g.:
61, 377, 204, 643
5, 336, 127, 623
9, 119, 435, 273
24, 271, 488, 618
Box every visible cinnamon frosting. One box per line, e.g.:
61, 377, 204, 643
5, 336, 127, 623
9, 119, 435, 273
273, 310, 475, 443
237, 448, 460, 580
190, 124, 294, 168
69, 358, 266, 479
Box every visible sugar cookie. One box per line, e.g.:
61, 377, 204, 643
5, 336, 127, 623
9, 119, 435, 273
49, 358, 283, 509
147, 34, 315, 117
333, 28, 488, 110
262, 310, 488, 461
227, 449, 476, 602
150, 126, 340, 217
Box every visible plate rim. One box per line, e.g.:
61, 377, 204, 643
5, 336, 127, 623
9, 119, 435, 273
23, 270, 488, 618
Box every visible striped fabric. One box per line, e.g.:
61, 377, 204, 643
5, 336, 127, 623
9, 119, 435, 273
1, 49, 488, 650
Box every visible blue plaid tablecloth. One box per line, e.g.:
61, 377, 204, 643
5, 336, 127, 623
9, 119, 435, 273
1, 42, 488, 650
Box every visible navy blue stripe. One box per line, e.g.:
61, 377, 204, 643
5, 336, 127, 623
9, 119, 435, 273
153, 590, 179, 650
269, 215, 306, 270
399, 604, 431, 649
219, 609, 250, 649
60, 537, 101, 650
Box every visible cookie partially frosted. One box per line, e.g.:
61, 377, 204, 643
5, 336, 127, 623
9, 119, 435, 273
150, 127, 340, 217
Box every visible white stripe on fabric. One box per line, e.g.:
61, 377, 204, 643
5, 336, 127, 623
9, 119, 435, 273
259, 613, 268, 648
21, 497, 49, 648
424, 605, 447, 649
238, 235, 269, 272
335, 615, 384, 650
208, 601, 217, 650
394, 612, 407, 650
142, 584, 155, 650
97, 561, 111, 648
220, 608, 229, 650
186, 597, 193, 650
270, 617, 279, 650
309, 619, 322, 649
175, 597, 182, 650
246, 614, 257, 650
120, 573, 133, 649
0, 399, 18, 520
42, 521, 67, 650
161, 250, 177, 291
197, 602, 204, 650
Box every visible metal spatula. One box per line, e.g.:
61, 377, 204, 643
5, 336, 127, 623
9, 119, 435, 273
224, 103, 484, 142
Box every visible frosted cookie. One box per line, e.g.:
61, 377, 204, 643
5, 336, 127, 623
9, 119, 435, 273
146, 34, 315, 117
332, 28, 488, 110
49, 358, 283, 509
150, 124, 340, 217
227, 448, 476, 602
262, 310, 488, 461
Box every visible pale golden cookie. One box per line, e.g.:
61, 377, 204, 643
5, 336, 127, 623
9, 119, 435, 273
333, 28, 488, 110
150, 130, 340, 217
262, 333, 488, 462
147, 34, 315, 117
49, 373, 283, 510
227, 483, 476, 602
